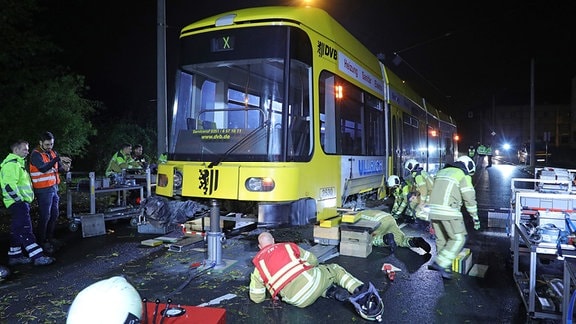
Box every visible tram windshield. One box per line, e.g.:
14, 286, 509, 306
168, 27, 312, 163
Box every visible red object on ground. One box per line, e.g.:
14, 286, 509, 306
383, 264, 395, 281
141, 301, 226, 324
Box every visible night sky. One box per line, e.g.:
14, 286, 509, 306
46, 0, 576, 119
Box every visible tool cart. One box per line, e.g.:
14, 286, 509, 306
511, 167, 576, 321
65, 171, 144, 236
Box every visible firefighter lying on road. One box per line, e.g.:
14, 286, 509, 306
249, 232, 384, 321
357, 209, 431, 254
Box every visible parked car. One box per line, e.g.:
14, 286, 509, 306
517, 143, 551, 164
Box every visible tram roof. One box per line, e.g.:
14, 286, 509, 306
181, 6, 383, 79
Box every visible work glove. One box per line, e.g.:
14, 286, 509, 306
472, 216, 480, 230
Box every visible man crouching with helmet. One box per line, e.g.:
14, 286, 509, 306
249, 232, 384, 321
427, 155, 479, 280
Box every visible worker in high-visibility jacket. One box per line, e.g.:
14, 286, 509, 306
105, 143, 141, 177
387, 175, 411, 221
485, 144, 493, 167
427, 155, 479, 280
475, 143, 487, 167
1, 140, 54, 266
404, 159, 434, 221
468, 145, 476, 158
357, 209, 431, 254
29, 131, 71, 253
249, 232, 364, 308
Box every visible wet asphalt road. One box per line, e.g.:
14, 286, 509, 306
0, 156, 566, 323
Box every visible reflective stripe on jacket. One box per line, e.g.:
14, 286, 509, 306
428, 166, 477, 220
411, 169, 434, 202
252, 242, 313, 298
29, 149, 59, 189
476, 145, 487, 155
1, 153, 34, 208
106, 151, 134, 176
391, 184, 409, 216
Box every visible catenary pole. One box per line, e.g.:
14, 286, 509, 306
157, 0, 168, 157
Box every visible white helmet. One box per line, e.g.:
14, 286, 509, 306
349, 282, 384, 322
67, 276, 143, 324
404, 159, 419, 172
387, 175, 400, 187
457, 155, 476, 175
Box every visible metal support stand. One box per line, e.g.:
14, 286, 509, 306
206, 199, 226, 269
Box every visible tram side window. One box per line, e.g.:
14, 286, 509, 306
365, 93, 385, 155
402, 112, 419, 160
340, 88, 363, 155
319, 71, 384, 156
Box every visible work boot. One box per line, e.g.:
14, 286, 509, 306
403, 216, 415, 224
33, 256, 55, 266
383, 233, 396, 253
428, 262, 453, 280
409, 237, 431, 253
8, 256, 32, 266
42, 242, 55, 255
0, 265, 10, 280
325, 284, 351, 302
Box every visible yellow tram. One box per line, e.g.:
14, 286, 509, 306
155, 6, 458, 227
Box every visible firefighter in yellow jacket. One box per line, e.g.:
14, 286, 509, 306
428, 155, 480, 280
249, 232, 364, 308
357, 209, 431, 254
387, 175, 410, 220
404, 159, 434, 221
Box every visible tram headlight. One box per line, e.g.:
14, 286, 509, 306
245, 177, 275, 192
173, 170, 183, 190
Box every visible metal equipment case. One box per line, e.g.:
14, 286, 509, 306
511, 168, 576, 321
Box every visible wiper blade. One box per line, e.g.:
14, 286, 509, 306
207, 121, 270, 168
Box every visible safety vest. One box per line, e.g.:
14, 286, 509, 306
485, 146, 493, 156
391, 184, 410, 216
106, 151, 138, 176
29, 149, 60, 189
468, 147, 475, 157
410, 169, 434, 201
476, 145, 487, 155
252, 242, 312, 298
1, 153, 35, 208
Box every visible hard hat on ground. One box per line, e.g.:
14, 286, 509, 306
67, 276, 143, 324
456, 155, 476, 175
404, 159, 419, 172
349, 282, 384, 322
386, 175, 400, 187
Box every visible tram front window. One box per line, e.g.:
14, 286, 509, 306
170, 58, 311, 163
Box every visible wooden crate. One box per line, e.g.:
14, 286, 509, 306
339, 240, 372, 258
339, 228, 372, 258
313, 225, 340, 240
